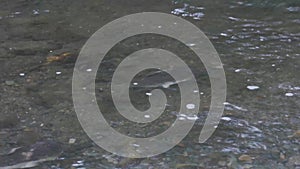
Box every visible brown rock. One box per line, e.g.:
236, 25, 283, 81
238, 154, 253, 163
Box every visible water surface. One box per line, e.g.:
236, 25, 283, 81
0, 0, 299, 168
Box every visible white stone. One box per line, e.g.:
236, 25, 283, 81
69, 138, 76, 144
247, 85, 260, 90
285, 93, 294, 97
186, 104, 195, 110
221, 117, 232, 121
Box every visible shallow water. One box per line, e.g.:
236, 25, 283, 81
0, 0, 299, 168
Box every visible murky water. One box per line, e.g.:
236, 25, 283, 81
0, 0, 299, 168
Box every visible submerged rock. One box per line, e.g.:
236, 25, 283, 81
238, 154, 253, 163
0, 114, 18, 129
0, 140, 62, 168
287, 156, 300, 168
5, 80, 15, 86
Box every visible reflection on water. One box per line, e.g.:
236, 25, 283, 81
171, 2, 205, 20
0, 0, 299, 168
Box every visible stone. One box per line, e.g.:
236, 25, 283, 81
5, 80, 15, 86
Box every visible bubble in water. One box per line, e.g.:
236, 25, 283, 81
186, 103, 195, 109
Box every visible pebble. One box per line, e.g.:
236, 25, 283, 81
238, 154, 253, 162
289, 130, 300, 138
72, 163, 84, 167
287, 156, 300, 167
235, 69, 241, 72
186, 104, 195, 110
68, 138, 76, 144
5, 80, 15, 86
247, 85, 260, 90
285, 92, 294, 97
221, 117, 232, 121
218, 161, 226, 166
220, 33, 228, 37
32, 9, 39, 15
280, 152, 285, 160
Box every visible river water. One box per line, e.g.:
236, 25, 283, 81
0, 0, 299, 168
